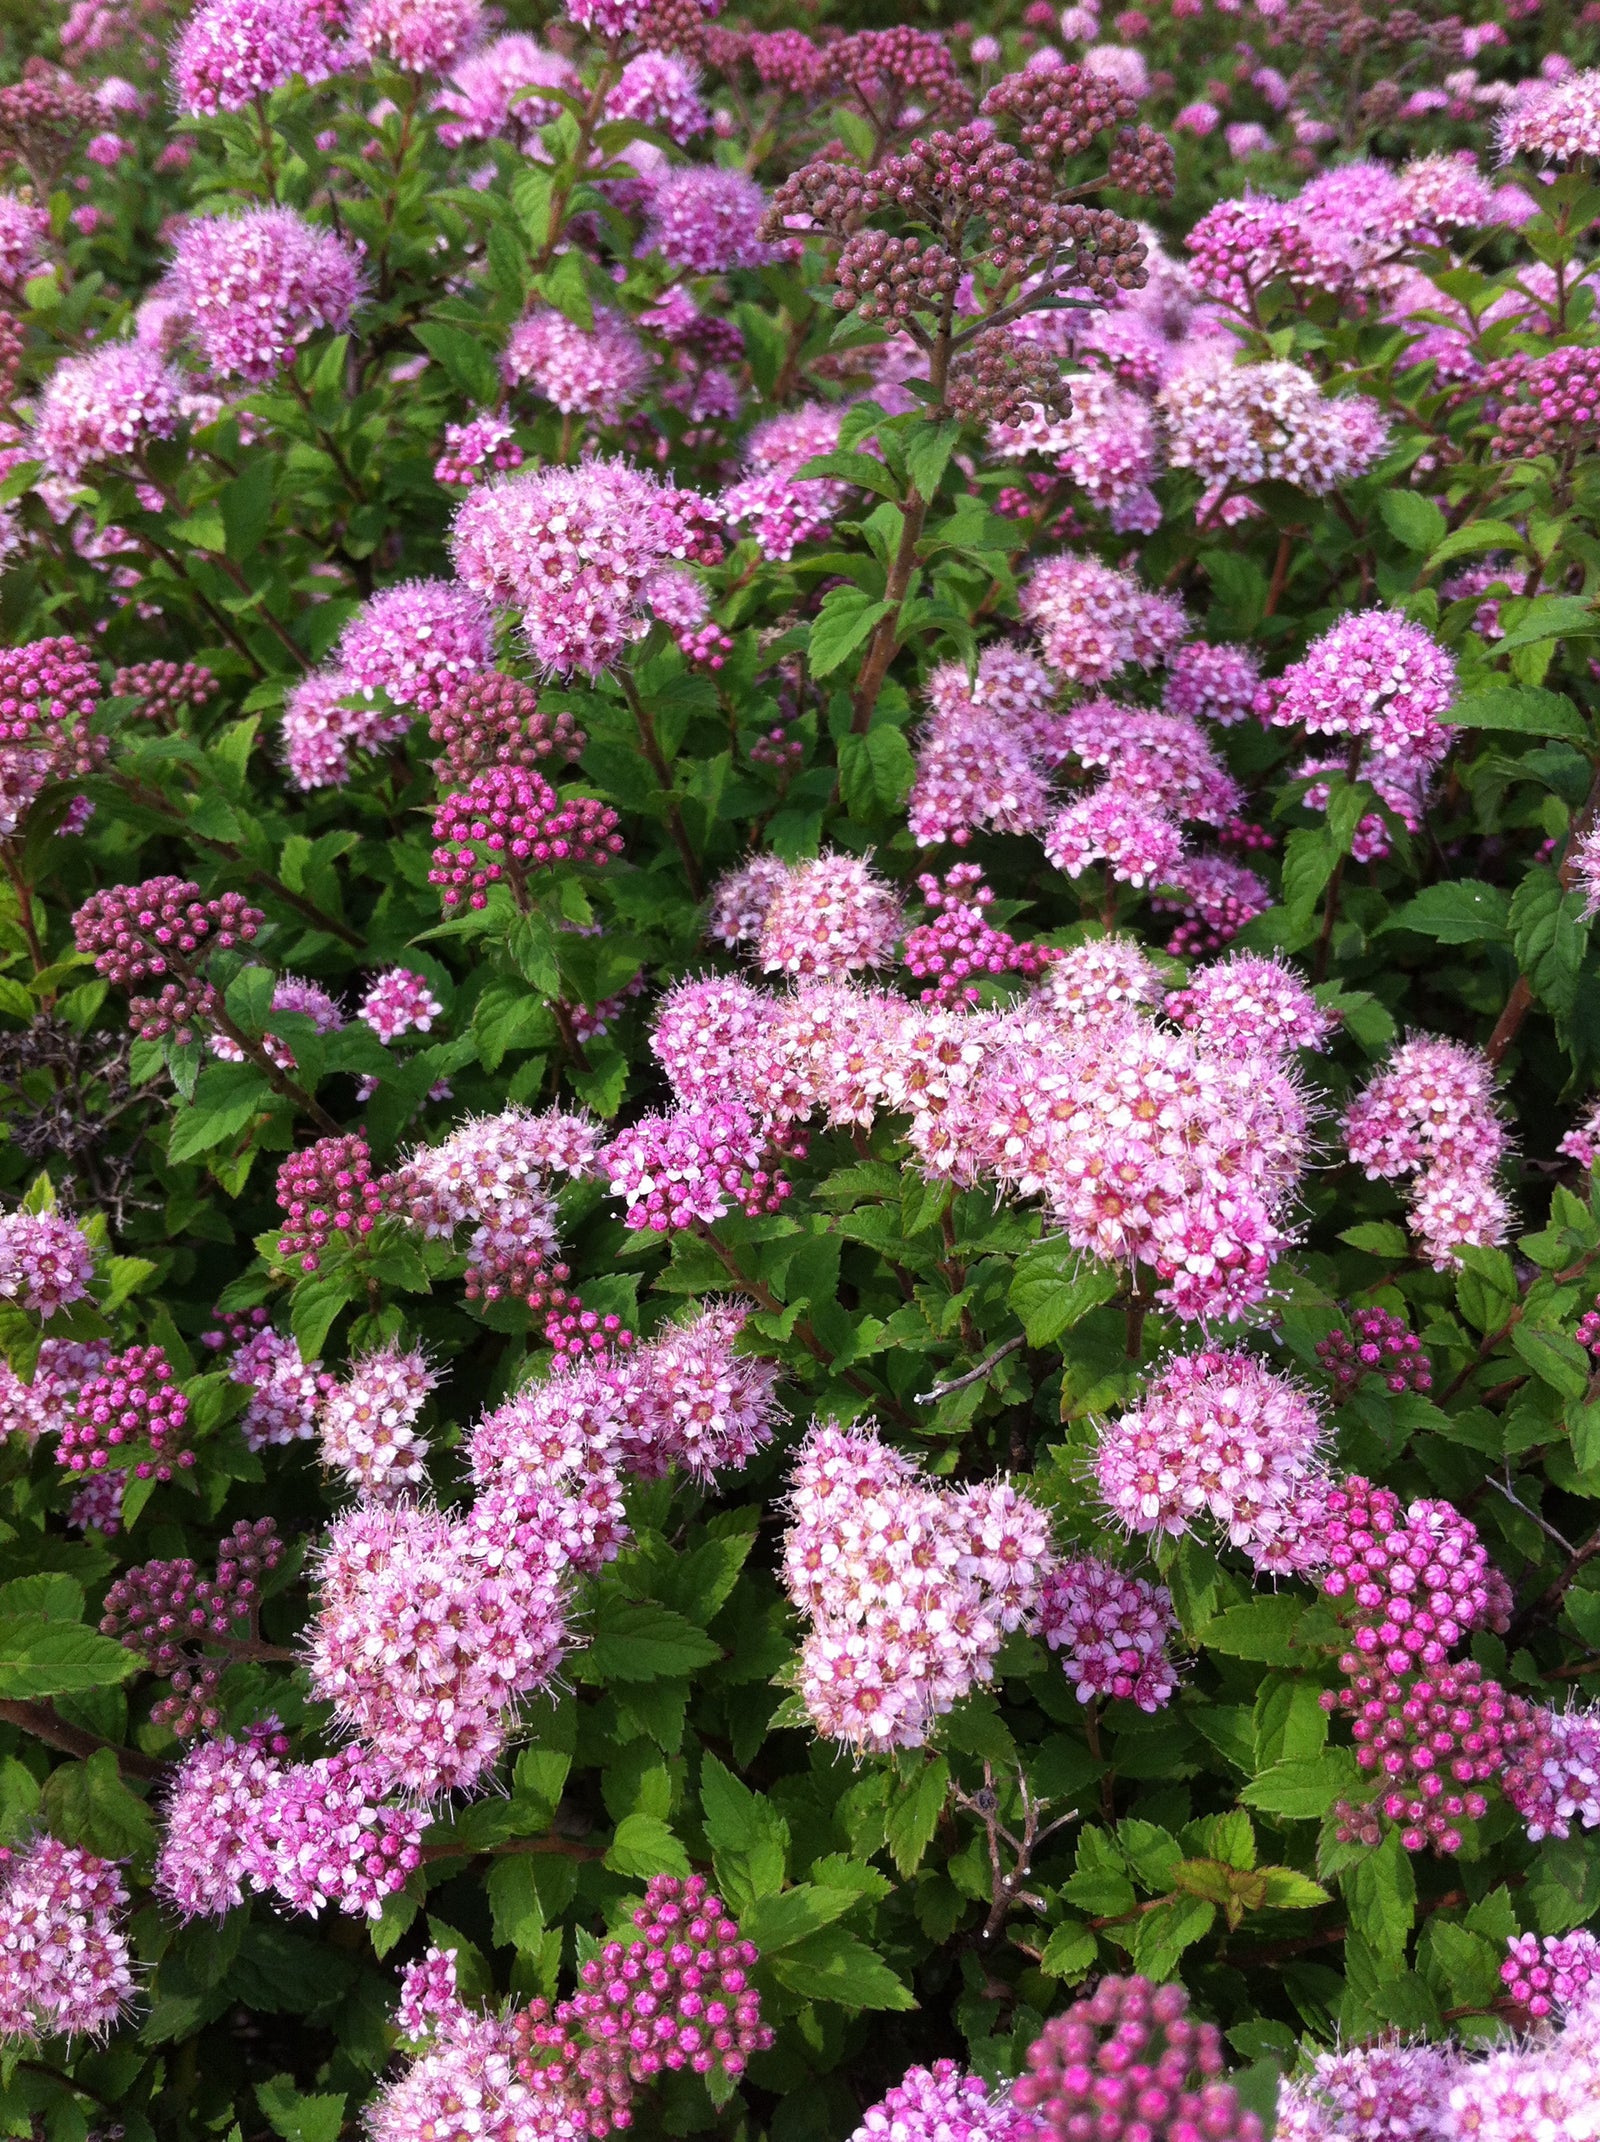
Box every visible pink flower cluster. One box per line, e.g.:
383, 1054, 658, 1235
849, 2061, 1033, 2142
31, 340, 184, 480
1344, 1037, 1510, 1270
318, 1345, 435, 1500
451, 458, 722, 676
1330, 1657, 1541, 1856
1014, 1974, 1263, 2142
359, 967, 443, 1043
782, 1421, 1052, 1751
1159, 350, 1387, 511
0, 635, 106, 838
56, 1342, 193, 1483
721, 404, 848, 562
73, 874, 263, 1045
395, 1104, 595, 1304
503, 306, 652, 420
434, 412, 523, 488
1037, 1555, 1178, 1711
569, 1873, 772, 2083
309, 1496, 568, 1798
0, 1337, 109, 1452
1504, 1701, 1600, 1841
0, 1837, 134, 2044
276, 1132, 396, 1273
100, 1515, 282, 1736
1162, 951, 1332, 1056
1261, 612, 1456, 773
1314, 1476, 1513, 1672
0, 1209, 94, 1315
901, 867, 1052, 1006
754, 853, 904, 979
1096, 1349, 1328, 1574
1275, 2042, 1456, 2142
596, 1098, 790, 1232
1316, 1306, 1433, 1398
907, 647, 1056, 848
229, 1326, 333, 1449
155, 1721, 424, 1921
171, 0, 338, 114
167, 207, 364, 384
428, 765, 624, 910
1021, 554, 1186, 686
1502, 1930, 1600, 2020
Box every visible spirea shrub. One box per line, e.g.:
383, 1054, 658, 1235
10, 1, 1600, 2139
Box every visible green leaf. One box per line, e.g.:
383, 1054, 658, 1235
808, 588, 892, 677
741, 1884, 859, 1954
1008, 1239, 1119, 1347
0, 1615, 142, 1699
1511, 866, 1588, 1023
1496, 593, 1600, 654
533, 250, 593, 330
1125, 1896, 1216, 1981
1379, 492, 1447, 553
1259, 1868, 1332, 1909
1344, 1830, 1416, 1960
1195, 1597, 1307, 1666
579, 1595, 721, 1683
1425, 518, 1524, 570
837, 725, 915, 817
1510, 1324, 1591, 1399
884, 1754, 949, 1879
793, 450, 901, 502
0, 1573, 83, 1621
412, 320, 502, 405
1382, 881, 1512, 945
1240, 1750, 1362, 1819
699, 1754, 788, 1908
903, 419, 962, 498
1039, 1918, 1098, 1981
487, 1856, 545, 1953
1338, 1222, 1410, 1258
768, 1926, 916, 2011
604, 1813, 691, 1878
220, 462, 274, 564
257, 2079, 346, 2142
1443, 686, 1587, 741
40, 1746, 155, 1860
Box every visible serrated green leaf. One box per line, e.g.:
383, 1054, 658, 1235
0, 1616, 143, 1699
1240, 1750, 1361, 1819
767, 1926, 915, 2010
1008, 1239, 1119, 1347
1382, 881, 1512, 945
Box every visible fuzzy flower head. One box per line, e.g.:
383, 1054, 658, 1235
154, 1720, 291, 1919
1499, 69, 1600, 165
1275, 2042, 1457, 2142
0, 1837, 135, 2043
1021, 554, 1186, 685
1163, 952, 1333, 1056
32, 342, 184, 481
502, 306, 652, 419
1038, 1556, 1179, 1711
1035, 936, 1166, 1029
435, 34, 576, 146
352, 0, 483, 71
171, 0, 339, 114
608, 50, 708, 142
318, 1344, 435, 1501
0, 1210, 95, 1316
360, 967, 443, 1042
1160, 349, 1389, 502
0, 193, 49, 291
848, 2063, 1030, 2142
570, 1873, 773, 2082
333, 578, 494, 717
1097, 1348, 1329, 1572
450, 459, 721, 677
643, 167, 775, 273
168, 208, 365, 385
597, 1100, 789, 1233
1262, 612, 1456, 765
756, 853, 903, 980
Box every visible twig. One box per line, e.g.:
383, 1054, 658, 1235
0, 1699, 162, 1781
916, 1332, 1024, 1404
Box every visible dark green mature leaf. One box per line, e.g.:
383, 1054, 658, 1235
1443, 686, 1588, 740
1008, 1238, 1119, 1346
1382, 882, 1512, 944
884, 1755, 949, 1878
1196, 1598, 1308, 1666
0, 1617, 142, 1699
1379, 492, 1446, 553
1510, 867, 1588, 1022
809, 588, 893, 677
579, 1596, 721, 1682
412, 321, 502, 404
768, 1926, 916, 2010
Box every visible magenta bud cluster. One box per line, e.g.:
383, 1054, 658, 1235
275, 1132, 396, 1273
